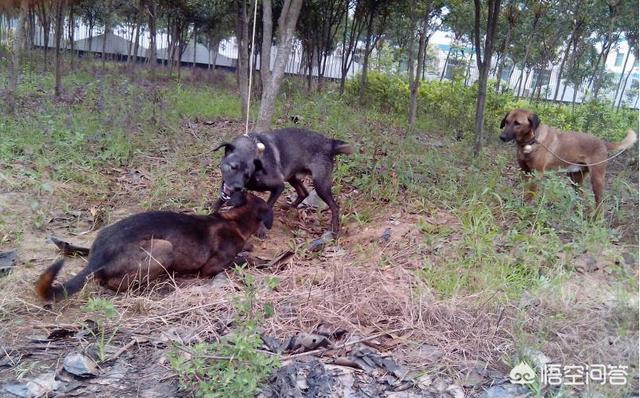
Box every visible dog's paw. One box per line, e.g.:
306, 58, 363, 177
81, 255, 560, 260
255, 224, 269, 239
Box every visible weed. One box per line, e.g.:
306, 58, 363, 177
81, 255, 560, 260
169, 269, 279, 398
82, 297, 120, 363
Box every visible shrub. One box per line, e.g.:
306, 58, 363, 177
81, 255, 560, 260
346, 72, 637, 141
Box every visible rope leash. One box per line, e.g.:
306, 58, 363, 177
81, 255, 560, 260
244, 0, 259, 137
535, 140, 629, 167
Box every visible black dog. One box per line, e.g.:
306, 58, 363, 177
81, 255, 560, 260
213, 128, 352, 234
36, 193, 272, 302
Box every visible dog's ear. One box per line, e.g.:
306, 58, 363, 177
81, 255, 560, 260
213, 143, 234, 156
500, 112, 509, 128
253, 158, 263, 172
261, 207, 274, 229
528, 113, 540, 132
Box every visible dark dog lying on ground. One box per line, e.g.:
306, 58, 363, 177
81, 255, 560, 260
36, 192, 272, 302
500, 108, 637, 207
212, 128, 353, 234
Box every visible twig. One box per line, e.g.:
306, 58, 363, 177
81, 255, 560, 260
282, 327, 413, 360
110, 338, 138, 361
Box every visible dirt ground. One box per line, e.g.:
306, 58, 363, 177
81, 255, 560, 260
0, 119, 638, 398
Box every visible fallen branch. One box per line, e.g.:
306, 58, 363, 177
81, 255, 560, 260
281, 327, 413, 360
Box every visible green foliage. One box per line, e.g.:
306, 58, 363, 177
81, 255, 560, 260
346, 73, 637, 141
82, 298, 119, 362
169, 271, 279, 398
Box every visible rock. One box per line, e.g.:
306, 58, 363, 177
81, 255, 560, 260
481, 384, 530, 398
3, 373, 62, 398
209, 272, 232, 290
380, 228, 392, 243
446, 384, 465, 398
308, 231, 335, 252
415, 344, 444, 362
0, 250, 18, 277
461, 370, 484, 387
521, 348, 550, 369
63, 352, 99, 378
3, 383, 29, 397
300, 190, 328, 210
573, 253, 599, 272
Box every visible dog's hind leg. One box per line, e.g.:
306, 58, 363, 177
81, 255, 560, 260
310, 165, 340, 234
287, 176, 309, 208
589, 164, 606, 213
103, 239, 174, 292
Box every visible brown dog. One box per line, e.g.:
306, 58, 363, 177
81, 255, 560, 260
499, 109, 636, 207
36, 193, 273, 302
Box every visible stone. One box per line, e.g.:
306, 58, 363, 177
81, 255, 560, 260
63, 352, 99, 378
482, 384, 530, 398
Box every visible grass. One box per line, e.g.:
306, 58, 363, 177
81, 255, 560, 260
0, 57, 637, 397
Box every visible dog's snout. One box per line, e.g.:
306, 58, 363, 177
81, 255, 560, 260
500, 134, 509, 142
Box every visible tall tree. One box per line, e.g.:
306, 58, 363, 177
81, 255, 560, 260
146, 0, 158, 76
7, 0, 28, 114
256, 0, 304, 131
472, 0, 501, 155
407, 0, 442, 126
54, 0, 65, 97
357, 0, 393, 104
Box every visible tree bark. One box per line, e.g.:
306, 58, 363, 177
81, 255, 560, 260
68, 6, 75, 70
54, 0, 64, 97
612, 49, 631, 108
357, 11, 375, 104
616, 54, 635, 110
236, 0, 251, 121
440, 46, 452, 81
192, 24, 197, 69
7, 0, 28, 114
256, 0, 304, 131
472, 0, 501, 156
260, 0, 273, 87
147, 0, 157, 76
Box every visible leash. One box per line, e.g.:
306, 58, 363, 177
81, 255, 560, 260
527, 132, 633, 168
244, 0, 259, 137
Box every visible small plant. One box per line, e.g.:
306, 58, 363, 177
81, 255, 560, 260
82, 297, 119, 362
169, 270, 280, 398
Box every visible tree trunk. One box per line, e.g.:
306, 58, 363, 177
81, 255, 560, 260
54, 0, 64, 97
210, 37, 220, 70
560, 80, 568, 102
260, 0, 273, 88
236, 0, 250, 121
358, 12, 375, 105
68, 6, 75, 70
472, 0, 501, 156
495, 27, 511, 93
571, 82, 580, 112
552, 40, 573, 101
440, 46, 452, 81
87, 21, 94, 55
127, 22, 134, 62
7, 0, 28, 114
256, 0, 304, 131
147, 0, 157, 77
192, 24, 197, 69
617, 55, 635, 110
612, 49, 631, 108
130, 21, 141, 78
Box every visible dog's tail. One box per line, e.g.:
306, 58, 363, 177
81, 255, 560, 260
35, 259, 93, 301
606, 129, 637, 151
331, 139, 353, 156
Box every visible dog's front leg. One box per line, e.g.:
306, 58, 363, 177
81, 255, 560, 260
522, 172, 538, 203
266, 184, 285, 207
